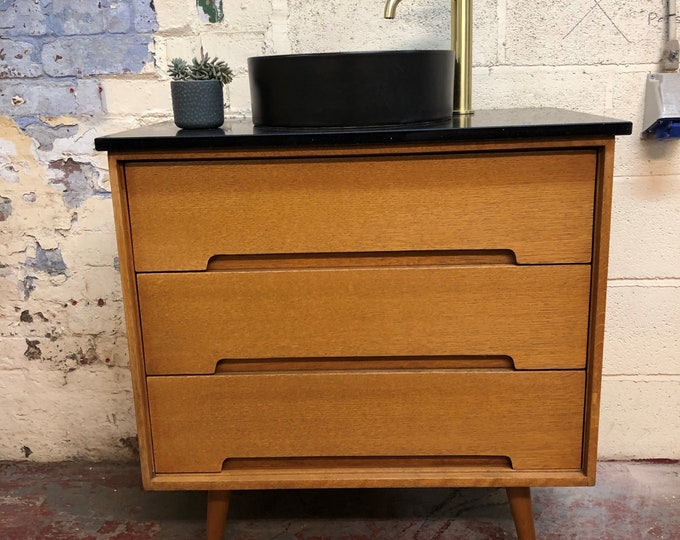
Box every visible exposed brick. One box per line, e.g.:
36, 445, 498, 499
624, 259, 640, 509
74, 79, 106, 115
0, 0, 157, 123
108, 2, 133, 33
0, 39, 43, 78
0, 80, 78, 116
41, 35, 153, 77
0, 0, 48, 37
1, 80, 104, 117
132, 0, 158, 33
44, 0, 130, 36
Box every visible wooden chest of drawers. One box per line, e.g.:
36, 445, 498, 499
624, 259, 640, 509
105, 133, 617, 539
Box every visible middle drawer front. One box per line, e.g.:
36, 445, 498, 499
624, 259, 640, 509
137, 264, 591, 374
147, 370, 586, 474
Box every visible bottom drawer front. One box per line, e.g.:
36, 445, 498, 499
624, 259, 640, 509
148, 370, 585, 474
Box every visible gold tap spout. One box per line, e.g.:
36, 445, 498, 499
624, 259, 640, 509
384, 0, 473, 115
384, 0, 402, 19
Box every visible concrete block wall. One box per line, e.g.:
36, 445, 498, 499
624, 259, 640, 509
0, 0, 678, 461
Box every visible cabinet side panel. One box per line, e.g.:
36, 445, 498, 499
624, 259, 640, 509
108, 156, 155, 486
583, 139, 615, 482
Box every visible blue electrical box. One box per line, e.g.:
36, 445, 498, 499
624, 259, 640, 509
642, 72, 680, 140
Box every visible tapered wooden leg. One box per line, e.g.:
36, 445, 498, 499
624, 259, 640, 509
206, 490, 230, 540
506, 487, 536, 540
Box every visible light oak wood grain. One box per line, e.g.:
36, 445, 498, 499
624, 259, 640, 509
104, 135, 618, 540
145, 469, 592, 491
147, 370, 585, 474
206, 491, 230, 540
107, 157, 156, 487
507, 487, 536, 540
125, 150, 597, 271
583, 138, 616, 481
137, 264, 591, 374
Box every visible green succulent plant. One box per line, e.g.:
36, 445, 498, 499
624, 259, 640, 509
167, 49, 234, 85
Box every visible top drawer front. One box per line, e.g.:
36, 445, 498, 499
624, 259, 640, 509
125, 150, 597, 271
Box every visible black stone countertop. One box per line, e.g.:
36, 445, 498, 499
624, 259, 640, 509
94, 108, 632, 152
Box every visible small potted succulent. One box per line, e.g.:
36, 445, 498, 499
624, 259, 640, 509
167, 49, 234, 129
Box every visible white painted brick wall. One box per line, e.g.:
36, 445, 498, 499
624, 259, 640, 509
1, 0, 678, 461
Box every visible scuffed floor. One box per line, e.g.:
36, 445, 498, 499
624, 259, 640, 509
0, 461, 678, 539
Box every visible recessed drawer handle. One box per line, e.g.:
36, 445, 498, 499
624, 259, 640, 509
220, 455, 514, 473
214, 355, 516, 374
206, 249, 518, 271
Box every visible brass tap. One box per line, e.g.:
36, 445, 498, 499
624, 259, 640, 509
384, 0, 473, 115
383, 0, 402, 18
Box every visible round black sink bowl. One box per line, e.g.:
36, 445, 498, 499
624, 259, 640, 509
248, 50, 454, 129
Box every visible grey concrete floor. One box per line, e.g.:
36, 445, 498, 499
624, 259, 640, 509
0, 460, 678, 539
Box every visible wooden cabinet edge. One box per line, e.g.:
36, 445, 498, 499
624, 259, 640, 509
104, 134, 617, 502
581, 138, 616, 481
103, 136, 615, 162
142, 471, 592, 491
107, 155, 155, 482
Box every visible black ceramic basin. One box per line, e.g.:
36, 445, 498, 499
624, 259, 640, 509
248, 50, 454, 128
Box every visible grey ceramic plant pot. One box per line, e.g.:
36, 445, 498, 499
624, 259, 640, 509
170, 80, 224, 129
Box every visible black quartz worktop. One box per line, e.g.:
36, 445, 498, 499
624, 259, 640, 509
94, 108, 632, 152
